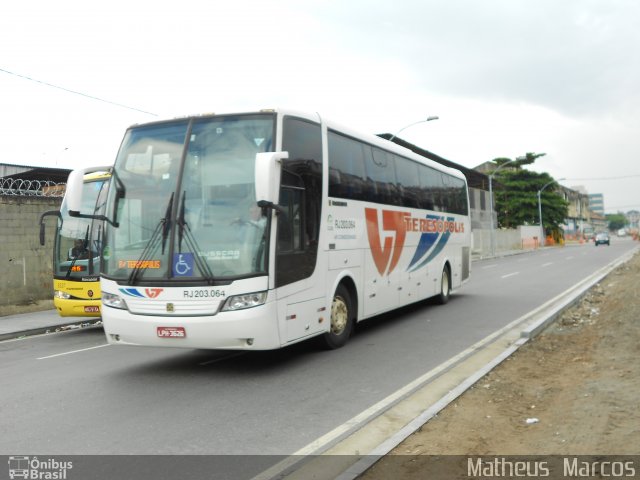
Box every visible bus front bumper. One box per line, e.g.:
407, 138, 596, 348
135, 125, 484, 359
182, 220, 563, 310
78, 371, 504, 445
102, 301, 282, 350
54, 298, 102, 317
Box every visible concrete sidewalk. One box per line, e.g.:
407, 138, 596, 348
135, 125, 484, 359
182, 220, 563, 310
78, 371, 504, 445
0, 309, 101, 342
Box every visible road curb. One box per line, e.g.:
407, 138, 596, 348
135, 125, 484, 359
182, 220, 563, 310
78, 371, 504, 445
0, 319, 103, 342
263, 247, 639, 480
521, 247, 638, 339
332, 247, 640, 480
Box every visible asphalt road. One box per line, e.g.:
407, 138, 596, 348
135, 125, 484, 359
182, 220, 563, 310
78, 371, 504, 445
1, 239, 636, 466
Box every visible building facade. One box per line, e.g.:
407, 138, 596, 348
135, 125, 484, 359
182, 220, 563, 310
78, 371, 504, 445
560, 185, 592, 239
588, 193, 605, 217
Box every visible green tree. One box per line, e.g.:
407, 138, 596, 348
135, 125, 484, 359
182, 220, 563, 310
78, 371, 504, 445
494, 152, 543, 169
491, 154, 568, 235
606, 213, 626, 231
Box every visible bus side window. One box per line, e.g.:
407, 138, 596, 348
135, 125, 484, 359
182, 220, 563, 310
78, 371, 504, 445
395, 156, 421, 208
366, 148, 398, 205
277, 185, 304, 253
419, 165, 438, 211
328, 131, 366, 201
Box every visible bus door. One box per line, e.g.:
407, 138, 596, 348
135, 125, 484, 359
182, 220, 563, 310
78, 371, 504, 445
274, 117, 325, 343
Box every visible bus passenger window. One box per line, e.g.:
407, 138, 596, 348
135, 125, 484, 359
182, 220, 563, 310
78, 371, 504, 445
277, 187, 304, 252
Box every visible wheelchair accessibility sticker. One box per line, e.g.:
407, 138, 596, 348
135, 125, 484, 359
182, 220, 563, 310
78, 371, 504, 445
173, 253, 194, 277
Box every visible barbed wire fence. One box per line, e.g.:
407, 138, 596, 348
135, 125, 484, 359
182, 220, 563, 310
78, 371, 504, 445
0, 178, 66, 197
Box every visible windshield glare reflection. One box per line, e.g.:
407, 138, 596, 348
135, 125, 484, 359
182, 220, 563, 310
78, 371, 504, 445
103, 114, 274, 282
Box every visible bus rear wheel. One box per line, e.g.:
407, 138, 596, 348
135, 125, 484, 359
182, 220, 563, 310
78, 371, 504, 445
320, 285, 354, 349
436, 266, 451, 305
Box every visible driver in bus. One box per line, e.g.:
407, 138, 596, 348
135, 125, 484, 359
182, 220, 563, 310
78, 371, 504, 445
232, 204, 266, 229
69, 239, 89, 260
247, 204, 266, 228
231, 203, 267, 248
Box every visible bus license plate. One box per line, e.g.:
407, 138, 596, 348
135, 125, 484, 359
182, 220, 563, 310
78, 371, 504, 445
84, 306, 100, 313
157, 327, 186, 338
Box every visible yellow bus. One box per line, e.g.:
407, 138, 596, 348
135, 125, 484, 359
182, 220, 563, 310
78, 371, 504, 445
40, 170, 110, 317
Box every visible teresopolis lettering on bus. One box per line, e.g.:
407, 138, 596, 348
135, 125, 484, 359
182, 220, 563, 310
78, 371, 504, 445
365, 207, 464, 276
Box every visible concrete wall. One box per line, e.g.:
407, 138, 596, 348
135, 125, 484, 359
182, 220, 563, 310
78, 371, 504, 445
469, 187, 493, 230
472, 226, 541, 259
1, 195, 61, 315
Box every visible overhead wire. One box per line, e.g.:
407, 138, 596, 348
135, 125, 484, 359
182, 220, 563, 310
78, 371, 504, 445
0, 67, 158, 117
565, 174, 640, 181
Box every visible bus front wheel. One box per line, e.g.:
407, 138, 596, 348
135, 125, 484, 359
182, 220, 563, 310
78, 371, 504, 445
320, 285, 354, 349
436, 266, 451, 305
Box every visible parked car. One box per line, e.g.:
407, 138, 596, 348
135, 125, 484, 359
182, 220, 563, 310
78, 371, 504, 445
617, 229, 627, 237
595, 232, 610, 246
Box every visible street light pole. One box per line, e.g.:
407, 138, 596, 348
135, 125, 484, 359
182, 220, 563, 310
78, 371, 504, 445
537, 177, 565, 247
388, 116, 439, 142
488, 157, 525, 257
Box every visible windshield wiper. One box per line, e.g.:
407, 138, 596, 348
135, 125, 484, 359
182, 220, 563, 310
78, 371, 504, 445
161, 192, 174, 255
177, 190, 216, 284
177, 190, 186, 254
128, 193, 173, 285
93, 223, 103, 275
111, 171, 126, 228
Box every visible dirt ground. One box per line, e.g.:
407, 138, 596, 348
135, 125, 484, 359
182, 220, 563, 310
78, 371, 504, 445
362, 251, 640, 479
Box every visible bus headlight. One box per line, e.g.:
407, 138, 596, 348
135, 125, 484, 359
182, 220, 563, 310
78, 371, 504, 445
102, 291, 128, 310
221, 291, 267, 311
54, 290, 72, 300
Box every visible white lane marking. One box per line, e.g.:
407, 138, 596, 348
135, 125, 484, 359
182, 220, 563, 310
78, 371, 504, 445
37, 344, 110, 360
566, 256, 575, 260
542, 262, 553, 267
481, 264, 498, 269
253, 291, 552, 480
253, 246, 640, 480
501, 272, 519, 279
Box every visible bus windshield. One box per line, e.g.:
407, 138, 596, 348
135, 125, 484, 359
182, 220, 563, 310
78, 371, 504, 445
103, 113, 275, 282
56, 178, 109, 278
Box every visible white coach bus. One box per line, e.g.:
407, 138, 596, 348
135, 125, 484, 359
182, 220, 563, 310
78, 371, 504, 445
66, 109, 471, 350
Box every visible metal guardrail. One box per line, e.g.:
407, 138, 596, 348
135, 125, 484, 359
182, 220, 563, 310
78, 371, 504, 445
0, 178, 66, 197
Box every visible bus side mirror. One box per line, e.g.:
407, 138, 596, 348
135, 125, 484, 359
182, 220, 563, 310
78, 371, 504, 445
255, 152, 288, 206
66, 166, 111, 216
39, 210, 61, 246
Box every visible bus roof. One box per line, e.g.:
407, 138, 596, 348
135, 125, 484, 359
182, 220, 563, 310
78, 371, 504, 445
124, 108, 467, 183
83, 170, 111, 182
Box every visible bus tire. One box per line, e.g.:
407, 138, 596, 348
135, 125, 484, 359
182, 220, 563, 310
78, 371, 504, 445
320, 284, 354, 349
436, 266, 451, 305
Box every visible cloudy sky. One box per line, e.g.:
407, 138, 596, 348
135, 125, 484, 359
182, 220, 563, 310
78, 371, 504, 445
2, 0, 639, 213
